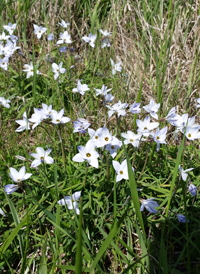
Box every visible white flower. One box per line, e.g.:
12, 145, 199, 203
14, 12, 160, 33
3, 23, 16, 35
140, 198, 159, 213
58, 191, 81, 215
9, 166, 32, 183
51, 109, 71, 124
72, 80, 90, 96
33, 24, 47, 39
82, 33, 97, 48
185, 126, 200, 141
72, 139, 99, 168
58, 20, 70, 28
94, 84, 112, 96
129, 102, 141, 114
136, 116, 159, 137
22, 62, 41, 79
47, 33, 54, 41
88, 127, 103, 145
101, 37, 111, 48
112, 159, 134, 182
110, 58, 122, 75
0, 207, 5, 217
0, 31, 10, 41
0, 57, 9, 71
196, 98, 200, 108
0, 97, 10, 108
178, 165, 194, 181
15, 112, 30, 132
41, 103, 53, 119
52, 62, 66, 80
99, 29, 111, 36
95, 127, 113, 148
30, 147, 54, 168
121, 131, 141, 148
151, 126, 167, 151
143, 99, 160, 120
106, 100, 128, 118
29, 108, 44, 129
57, 31, 72, 44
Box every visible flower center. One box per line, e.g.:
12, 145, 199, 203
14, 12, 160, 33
156, 136, 160, 140
111, 145, 114, 149
40, 156, 44, 161
2, 62, 5, 65
57, 69, 59, 72
144, 127, 147, 130
188, 134, 191, 138
56, 119, 60, 122
17, 179, 21, 182
31, 69, 33, 72
119, 170, 123, 175
64, 39, 66, 41
39, 31, 41, 33
86, 153, 91, 158
130, 139, 133, 142
95, 136, 98, 139
105, 137, 109, 141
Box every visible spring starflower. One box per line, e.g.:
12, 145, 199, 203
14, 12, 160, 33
121, 131, 142, 148
178, 165, 194, 181
29, 108, 44, 129
112, 159, 134, 182
188, 183, 197, 196
185, 126, 200, 141
52, 62, 66, 80
0, 57, 9, 71
95, 127, 113, 147
151, 126, 167, 151
9, 166, 32, 183
94, 84, 112, 96
3, 23, 16, 35
30, 147, 54, 168
196, 98, 200, 108
72, 80, 90, 96
106, 100, 128, 118
129, 102, 141, 114
72, 139, 99, 168
51, 109, 71, 124
0, 97, 10, 108
143, 99, 160, 120
136, 116, 159, 137
58, 20, 70, 28
106, 137, 122, 158
82, 33, 97, 48
110, 58, 122, 75
57, 31, 72, 44
58, 191, 81, 215
177, 214, 189, 223
4, 184, 19, 194
140, 198, 159, 213
22, 62, 41, 79
73, 118, 91, 133
33, 24, 47, 39
15, 112, 30, 132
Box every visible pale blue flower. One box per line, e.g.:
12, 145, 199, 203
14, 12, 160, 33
140, 198, 159, 213
177, 214, 189, 223
188, 183, 197, 196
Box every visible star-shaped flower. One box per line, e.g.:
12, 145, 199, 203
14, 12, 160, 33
52, 62, 66, 80
140, 198, 159, 213
72, 139, 99, 168
57, 31, 72, 44
82, 33, 97, 48
15, 112, 30, 132
110, 58, 122, 75
30, 147, 54, 168
112, 159, 134, 182
72, 80, 90, 96
58, 191, 81, 215
33, 24, 47, 39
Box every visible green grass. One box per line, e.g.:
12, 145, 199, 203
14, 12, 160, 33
1, 0, 200, 273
